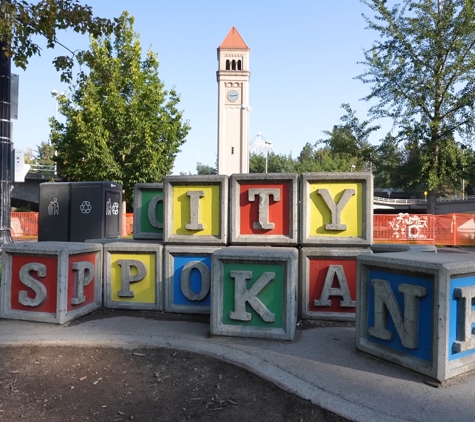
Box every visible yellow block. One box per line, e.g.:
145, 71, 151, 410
172, 185, 221, 235
111, 253, 156, 303
309, 182, 362, 236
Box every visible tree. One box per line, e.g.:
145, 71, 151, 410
50, 12, 190, 209
249, 152, 295, 173
320, 104, 379, 172
33, 141, 55, 167
196, 162, 217, 175
359, 0, 475, 213
0, 0, 115, 82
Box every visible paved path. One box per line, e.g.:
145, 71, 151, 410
0, 316, 473, 422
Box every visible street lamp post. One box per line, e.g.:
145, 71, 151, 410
264, 140, 272, 173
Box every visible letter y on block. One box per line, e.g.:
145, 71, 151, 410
317, 189, 355, 231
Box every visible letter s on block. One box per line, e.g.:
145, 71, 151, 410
18, 263, 48, 307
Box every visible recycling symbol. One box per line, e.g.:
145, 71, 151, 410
111, 202, 119, 215
80, 201, 92, 214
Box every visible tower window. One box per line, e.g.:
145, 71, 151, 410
231, 147, 234, 155
237, 60, 242, 70
232, 60, 236, 70
226, 60, 230, 70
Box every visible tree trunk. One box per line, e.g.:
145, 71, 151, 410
427, 190, 437, 215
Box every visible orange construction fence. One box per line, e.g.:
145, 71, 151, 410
10, 212, 475, 247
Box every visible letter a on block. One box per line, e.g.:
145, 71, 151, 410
317, 188, 355, 231
186, 190, 205, 231
229, 270, 275, 322
453, 286, 475, 353
248, 188, 280, 230
18, 263, 47, 307
368, 279, 427, 349
117, 259, 147, 298
314, 265, 356, 307
71, 261, 95, 305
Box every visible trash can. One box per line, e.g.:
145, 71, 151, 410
69, 182, 122, 242
39, 182, 71, 241
39, 181, 122, 242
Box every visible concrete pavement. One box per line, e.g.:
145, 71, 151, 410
0, 314, 473, 422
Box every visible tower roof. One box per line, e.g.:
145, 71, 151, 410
218, 27, 249, 50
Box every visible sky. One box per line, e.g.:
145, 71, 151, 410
12, 0, 392, 175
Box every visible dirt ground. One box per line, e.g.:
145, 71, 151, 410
0, 310, 351, 422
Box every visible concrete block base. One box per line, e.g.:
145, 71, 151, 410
357, 252, 475, 382
211, 246, 297, 340
1, 242, 102, 324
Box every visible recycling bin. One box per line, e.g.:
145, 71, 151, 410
39, 181, 122, 242
39, 182, 71, 241
69, 182, 122, 242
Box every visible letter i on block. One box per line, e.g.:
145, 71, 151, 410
133, 183, 164, 240
230, 173, 298, 245
300, 173, 373, 246
103, 242, 163, 310
211, 246, 298, 340
356, 252, 475, 383
164, 175, 228, 245
300, 247, 372, 321
163, 245, 222, 314
1, 242, 102, 324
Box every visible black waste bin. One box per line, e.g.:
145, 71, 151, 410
39, 181, 122, 242
39, 182, 71, 241
69, 182, 122, 242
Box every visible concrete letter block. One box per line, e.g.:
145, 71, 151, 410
133, 183, 164, 240
103, 242, 163, 310
164, 175, 228, 245
1, 242, 102, 324
211, 246, 297, 340
163, 245, 222, 314
300, 247, 372, 321
300, 173, 373, 246
230, 173, 298, 245
356, 252, 475, 382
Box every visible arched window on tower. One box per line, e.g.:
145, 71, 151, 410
232, 60, 236, 70
226, 60, 230, 70
237, 60, 242, 70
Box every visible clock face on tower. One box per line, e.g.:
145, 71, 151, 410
227, 90, 239, 102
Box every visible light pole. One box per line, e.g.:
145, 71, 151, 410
458, 143, 467, 200
241, 104, 251, 173
264, 140, 272, 173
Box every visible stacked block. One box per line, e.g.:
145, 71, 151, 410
133, 183, 164, 240
211, 246, 298, 340
164, 175, 228, 245
103, 242, 163, 310
230, 173, 298, 245
1, 242, 102, 324
300, 248, 372, 321
356, 252, 475, 382
164, 245, 222, 313
300, 172, 373, 246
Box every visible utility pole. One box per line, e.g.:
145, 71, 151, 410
0, 35, 13, 249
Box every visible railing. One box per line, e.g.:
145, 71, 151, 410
10, 212, 475, 247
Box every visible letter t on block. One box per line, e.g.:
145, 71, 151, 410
248, 188, 280, 230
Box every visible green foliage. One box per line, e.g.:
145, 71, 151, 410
249, 152, 295, 173
33, 141, 55, 166
50, 12, 190, 208
359, 0, 475, 212
0, 0, 116, 82
319, 104, 379, 172
196, 162, 217, 175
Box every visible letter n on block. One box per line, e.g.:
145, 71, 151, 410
133, 183, 164, 240
103, 242, 163, 310
164, 175, 228, 245
211, 246, 297, 340
300, 173, 373, 247
300, 247, 372, 321
1, 242, 102, 324
163, 245, 222, 314
230, 173, 298, 245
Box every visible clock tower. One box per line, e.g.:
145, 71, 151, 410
217, 27, 250, 175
